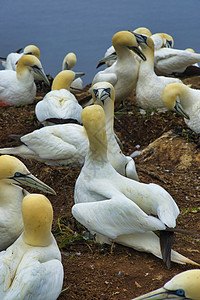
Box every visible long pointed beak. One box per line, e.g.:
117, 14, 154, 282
33, 67, 50, 86
129, 46, 146, 61
131, 287, 170, 300
74, 72, 85, 80
96, 53, 117, 68
12, 173, 56, 195
132, 32, 148, 45
174, 100, 190, 120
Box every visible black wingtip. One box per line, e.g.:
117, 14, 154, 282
160, 230, 174, 269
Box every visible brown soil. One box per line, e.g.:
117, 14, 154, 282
0, 77, 199, 299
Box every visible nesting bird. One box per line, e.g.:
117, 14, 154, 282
0, 155, 55, 251
35, 70, 83, 126
132, 269, 200, 299
72, 105, 198, 267
0, 83, 140, 180
161, 82, 200, 133
0, 193, 64, 300
92, 30, 146, 104
0, 54, 49, 106
1, 45, 40, 70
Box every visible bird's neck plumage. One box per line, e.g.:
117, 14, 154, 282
100, 101, 115, 136
85, 125, 108, 166
178, 85, 197, 110
114, 44, 135, 63
16, 64, 34, 84
0, 180, 25, 211
139, 45, 155, 73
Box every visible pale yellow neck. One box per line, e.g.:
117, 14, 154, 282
23, 226, 52, 247
16, 64, 33, 82
51, 72, 75, 91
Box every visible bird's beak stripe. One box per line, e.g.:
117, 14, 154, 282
10, 173, 56, 195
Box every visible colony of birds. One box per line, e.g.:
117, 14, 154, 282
0, 26, 199, 299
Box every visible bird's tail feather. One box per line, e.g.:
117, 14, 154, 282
114, 231, 199, 267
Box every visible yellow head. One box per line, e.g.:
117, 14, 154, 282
160, 33, 174, 48
16, 55, 49, 85
164, 269, 200, 299
17, 54, 42, 69
0, 155, 29, 180
134, 27, 152, 36
51, 70, 75, 91
23, 45, 40, 59
0, 154, 56, 194
22, 193, 53, 247
161, 83, 190, 119
62, 52, 77, 70
81, 105, 107, 154
112, 31, 146, 60
161, 83, 183, 109
112, 31, 138, 49
132, 269, 200, 299
185, 48, 195, 53
91, 81, 115, 106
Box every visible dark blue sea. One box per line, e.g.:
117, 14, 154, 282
0, 0, 200, 85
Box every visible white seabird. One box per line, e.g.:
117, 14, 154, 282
97, 27, 152, 68
133, 32, 182, 110
35, 70, 83, 126
91, 81, 139, 180
0, 85, 140, 179
92, 30, 146, 104
1, 45, 40, 70
0, 54, 49, 106
72, 105, 199, 267
0, 154, 55, 251
161, 82, 200, 133
0, 193, 64, 300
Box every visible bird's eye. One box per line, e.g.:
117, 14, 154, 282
32, 65, 41, 70
93, 89, 98, 98
14, 172, 22, 177
176, 289, 185, 296
104, 88, 111, 96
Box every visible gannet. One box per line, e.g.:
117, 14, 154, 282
0, 155, 55, 251
62, 52, 84, 90
35, 70, 83, 126
133, 33, 182, 110
1, 45, 40, 70
72, 105, 199, 267
91, 81, 138, 180
152, 37, 200, 76
0, 55, 49, 106
0, 193, 64, 300
97, 27, 152, 68
92, 30, 146, 104
161, 82, 200, 133
131, 269, 200, 299
0, 86, 139, 179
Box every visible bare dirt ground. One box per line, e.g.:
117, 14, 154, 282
0, 77, 199, 299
